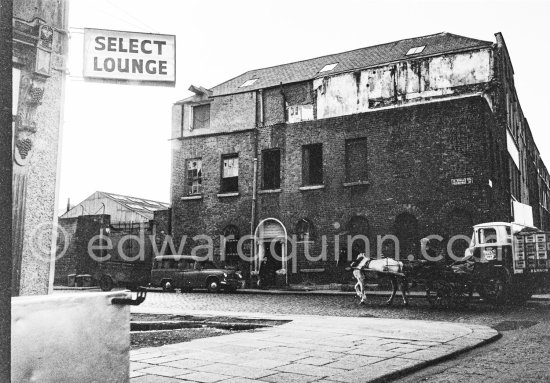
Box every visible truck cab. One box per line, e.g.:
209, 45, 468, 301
466, 221, 548, 303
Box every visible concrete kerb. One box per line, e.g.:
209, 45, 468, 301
130, 308, 501, 383
54, 285, 550, 301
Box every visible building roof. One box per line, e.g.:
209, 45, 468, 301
101, 191, 170, 217
60, 191, 170, 222
210, 32, 492, 97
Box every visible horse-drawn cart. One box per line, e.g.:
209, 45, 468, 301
352, 222, 550, 306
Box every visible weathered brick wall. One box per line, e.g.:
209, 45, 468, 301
54, 217, 78, 285
55, 215, 158, 284
171, 130, 257, 255
210, 92, 256, 132
171, 96, 506, 282
54, 215, 110, 284
263, 82, 312, 126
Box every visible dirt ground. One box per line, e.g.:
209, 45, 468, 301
130, 313, 288, 350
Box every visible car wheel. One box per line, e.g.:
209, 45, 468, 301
206, 278, 220, 293
162, 280, 174, 292
99, 276, 114, 292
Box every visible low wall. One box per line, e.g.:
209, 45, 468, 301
12, 291, 131, 382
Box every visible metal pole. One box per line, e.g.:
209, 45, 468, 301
250, 158, 258, 285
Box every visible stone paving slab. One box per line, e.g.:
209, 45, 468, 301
129, 313, 499, 383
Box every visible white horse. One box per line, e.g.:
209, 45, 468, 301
350, 253, 409, 305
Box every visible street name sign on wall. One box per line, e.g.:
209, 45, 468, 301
451, 177, 473, 186
83, 28, 175, 86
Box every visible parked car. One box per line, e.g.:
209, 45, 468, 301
150, 255, 242, 293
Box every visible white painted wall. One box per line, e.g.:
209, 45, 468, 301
314, 49, 492, 119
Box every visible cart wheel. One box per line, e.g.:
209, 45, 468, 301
426, 289, 442, 307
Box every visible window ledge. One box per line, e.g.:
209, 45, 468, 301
343, 180, 370, 187
217, 192, 240, 198
181, 195, 203, 201
299, 185, 325, 191
258, 188, 282, 194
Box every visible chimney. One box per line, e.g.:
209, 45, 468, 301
66, 198, 71, 212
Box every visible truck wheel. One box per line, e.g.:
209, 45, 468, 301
162, 280, 174, 292
508, 289, 532, 304
508, 282, 534, 304
478, 268, 509, 305
206, 278, 220, 293
99, 276, 114, 292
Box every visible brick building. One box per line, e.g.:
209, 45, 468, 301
54, 192, 170, 285
169, 32, 550, 285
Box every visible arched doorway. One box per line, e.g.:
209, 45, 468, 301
394, 213, 419, 259
254, 218, 287, 286
346, 215, 371, 261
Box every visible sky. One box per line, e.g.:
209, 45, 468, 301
59, 0, 550, 211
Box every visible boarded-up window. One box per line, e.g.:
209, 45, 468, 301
287, 104, 314, 123
186, 158, 202, 195
223, 225, 240, 264
262, 149, 281, 190
192, 104, 210, 130
345, 138, 368, 182
302, 144, 323, 186
221, 154, 239, 193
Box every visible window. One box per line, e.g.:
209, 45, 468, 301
345, 138, 368, 182
319, 63, 338, 73
262, 149, 281, 189
302, 144, 323, 186
223, 225, 240, 264
199, 261, 216, 270
478, 228, 497, 244
186, 158, 202, 195
406, 46, 426, 55
192, 104, 210, 130
240, 78, 258, 87
221, 154, 239, 193
287, 104, 314, 123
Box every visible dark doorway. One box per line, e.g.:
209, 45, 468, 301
346, 216, 371, 261
259, 240, 283, 287
394, 213, 419, 259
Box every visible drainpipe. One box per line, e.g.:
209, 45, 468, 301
250, 158, 258, 285
249, 90, 263, 286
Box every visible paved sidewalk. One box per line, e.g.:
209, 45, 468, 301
129, 311, 499, 383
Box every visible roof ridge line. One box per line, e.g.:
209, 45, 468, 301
209, 32, 492, 92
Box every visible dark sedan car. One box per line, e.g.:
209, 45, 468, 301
150, 255, 242, 293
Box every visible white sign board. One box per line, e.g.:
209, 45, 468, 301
507, 130, 520, 169
83, 28, 175, 85
513, 200, 534, 227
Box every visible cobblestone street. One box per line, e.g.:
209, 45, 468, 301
132, 291, 550, 382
